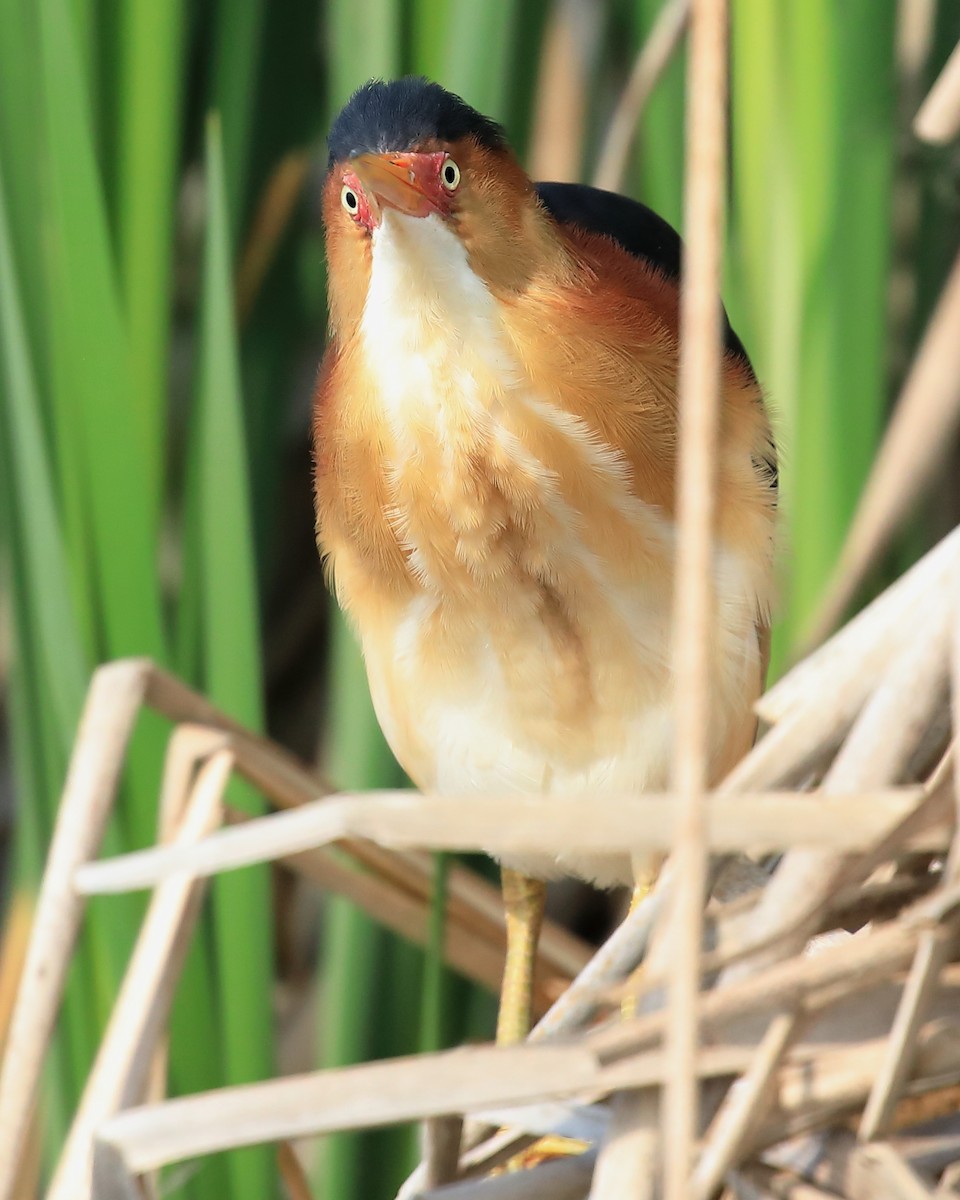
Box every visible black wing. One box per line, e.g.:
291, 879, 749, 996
535, 182, 753, 373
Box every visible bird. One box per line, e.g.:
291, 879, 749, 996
313, 77, 777, 1044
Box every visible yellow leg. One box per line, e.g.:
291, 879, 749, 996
621, 863, 659, 1019
496, 868, 547, 1045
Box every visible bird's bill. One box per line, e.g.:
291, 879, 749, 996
350, 152, 443, 220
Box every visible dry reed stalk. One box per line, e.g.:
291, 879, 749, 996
661, 0, 729, 1188
592, 0, 690, 192
719, 579, 953, 977
421, 1115, 464, 1191
235, 150, 309, 326
82, 973, 960, 1188
91, 1040, 758, 1175
139, 697, 592, 987
731, 1161, 848, 1199
846, 1142, 934, 1200
532, 865, 669, 1042
592, 896, 934, 1066
0, 659, 590, 1199
692, 1011, 798, 1199
5, 485, 960, 1199
90, 1142, 141, 1200
526, 0, 596, 183
914, 38, 960, 143
0, 661, 150, 1200
588, 1090, 660, 1200
858, 927, 956, 1142
48, 748, 230, 1199
73, 788, 935, 896
277, 1142, 314, 1200
756, 526, 959, 725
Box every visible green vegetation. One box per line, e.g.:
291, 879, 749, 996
0, 1, 957, 1197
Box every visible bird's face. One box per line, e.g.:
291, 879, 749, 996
336, 149, 461, 230
321, 80, 555, 337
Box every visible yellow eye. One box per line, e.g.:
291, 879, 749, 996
441, 159, 461, 191
341, 184, 360, 214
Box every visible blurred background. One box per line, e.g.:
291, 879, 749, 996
1, 1, 959, 1197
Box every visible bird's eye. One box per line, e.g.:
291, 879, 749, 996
441, 159, 461, 191
341, 185, 360, 215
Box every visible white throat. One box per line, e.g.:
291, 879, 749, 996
360, 212, 521, 417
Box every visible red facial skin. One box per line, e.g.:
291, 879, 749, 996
339, 151, 457, 231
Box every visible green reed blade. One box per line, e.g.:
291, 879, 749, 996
116, 0, 187, 514
187, 112, 275, 1200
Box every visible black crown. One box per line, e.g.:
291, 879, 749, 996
327, 77, 506, 168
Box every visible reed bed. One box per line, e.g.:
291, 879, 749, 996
3, 2, 960, 1199
0, 513, 958, 1199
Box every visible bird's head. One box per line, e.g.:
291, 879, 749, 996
322, 78, 552, 335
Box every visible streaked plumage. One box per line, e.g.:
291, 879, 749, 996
314, 78, 777, 888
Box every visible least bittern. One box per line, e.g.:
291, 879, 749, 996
313, 78, 777, 1044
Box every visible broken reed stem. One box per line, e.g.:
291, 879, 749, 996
663, 0, 728, 1193
592, 0, 690, 192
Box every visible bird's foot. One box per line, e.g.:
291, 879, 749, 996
495, 1134, 589, 1174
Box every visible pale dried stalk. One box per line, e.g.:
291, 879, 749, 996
750, 1025, 960, 1153
629, 775, 948, 999
73, 788, 932, 896
532, 865, 668, 1042
722, 579, 953, 974
663, 0, 729, 1184
914, 38, 960, 143
142, 698, 591, 985
692, 1011, 798, 1199
88, 975, 960, 1184
847, 1142, 935, 1200
757, 526, 960, 725
805, 248, 960, 646
94, 1041, 755, 1175
592, 0, 690, 192
157, 724, 227, 836
89, 1143, 140, 1200
147, 722, 227, 1128
732, 1162, 847, 1199
592, 874, 960, 1066
526, 0, 596, 183
421, 1115, 463, 1191
49, 749, 230, 1199
858, 581, 960, 1140
858, 928, 955, 1141
0, 661, 150, 1200
589, 1091, 659, 1200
